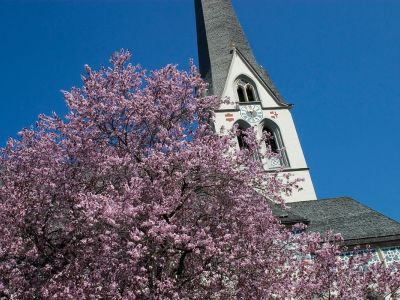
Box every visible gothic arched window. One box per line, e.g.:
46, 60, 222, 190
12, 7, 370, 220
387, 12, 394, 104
262, 119, 289, 168
237, 131, 248, 150
263, 127, 279, 154
235, 120, 251, 150
235, 77, 258, 103
237, 86, 246, 103
235, 120, 262, 161
246, 85, 255, 102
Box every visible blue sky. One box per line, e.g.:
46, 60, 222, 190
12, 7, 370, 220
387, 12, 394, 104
0, 0, 399, 221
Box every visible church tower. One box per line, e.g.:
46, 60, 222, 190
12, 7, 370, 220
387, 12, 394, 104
195, 0, 317, 202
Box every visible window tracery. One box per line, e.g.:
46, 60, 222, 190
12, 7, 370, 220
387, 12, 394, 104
340, 249, 380, 266
381, 246, 400, 265
262, 119, 289, 169
235, 77, 258, 103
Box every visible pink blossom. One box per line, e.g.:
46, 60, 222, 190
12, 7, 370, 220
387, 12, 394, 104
0, 51, 398, 299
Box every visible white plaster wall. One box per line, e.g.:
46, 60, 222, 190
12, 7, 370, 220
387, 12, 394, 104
214, 110, 241, 133
219, 51, 282, 109
280, 170, 317, 203
214, 51, 317, 202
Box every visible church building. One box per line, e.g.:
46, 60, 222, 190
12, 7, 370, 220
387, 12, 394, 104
194, 0, 400, 264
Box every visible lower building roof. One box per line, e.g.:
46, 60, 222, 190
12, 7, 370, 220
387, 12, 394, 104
282, 197, 400, 247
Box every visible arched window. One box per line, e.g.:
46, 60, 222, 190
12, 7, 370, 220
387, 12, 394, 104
235, 120, 250, 150
234, 120, 262, 161
246, 85, 255, 102
235, 77, 258, 103
263, 127, 279, 154
237, 86, 246, 103
237, 131, 248, 149
262, 119, 289, 168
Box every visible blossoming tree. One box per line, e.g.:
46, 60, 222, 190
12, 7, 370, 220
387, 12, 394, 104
0, 51, 399, 299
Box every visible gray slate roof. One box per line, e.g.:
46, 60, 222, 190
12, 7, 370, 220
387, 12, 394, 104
271, 203, 309, 226
286, 197, 400, 246
194, 0, 286, 103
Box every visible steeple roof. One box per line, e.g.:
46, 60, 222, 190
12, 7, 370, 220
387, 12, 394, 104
195, 0, 286, 104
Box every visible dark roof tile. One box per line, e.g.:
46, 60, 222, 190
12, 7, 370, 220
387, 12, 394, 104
287, 197, 400, 245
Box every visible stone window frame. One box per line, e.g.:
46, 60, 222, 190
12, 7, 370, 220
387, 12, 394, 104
260, 118, 290, 169
235, 76, 259, 103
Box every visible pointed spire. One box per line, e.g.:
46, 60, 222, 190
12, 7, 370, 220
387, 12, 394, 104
195, 0, 285, 103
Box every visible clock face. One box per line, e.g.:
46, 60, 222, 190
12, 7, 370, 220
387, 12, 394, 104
239, 105, 263, 123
